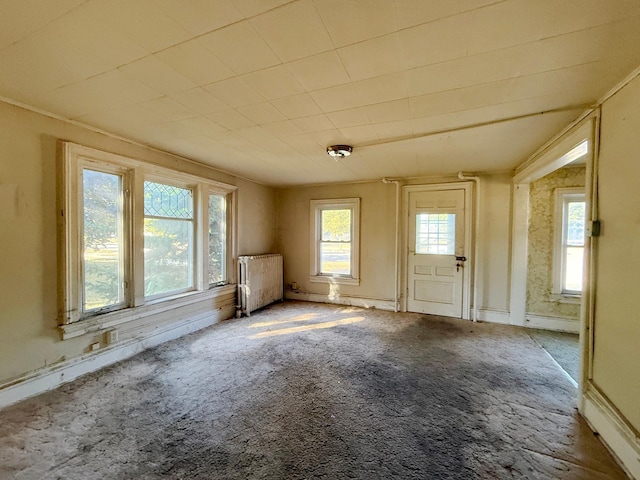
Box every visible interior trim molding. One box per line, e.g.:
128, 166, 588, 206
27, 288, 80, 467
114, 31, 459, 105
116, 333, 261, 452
476, 308, 511, 324
525, 313, 580, 333
0, 306, 234, 410
582, 386, 640, 479
285, 291, 396, 311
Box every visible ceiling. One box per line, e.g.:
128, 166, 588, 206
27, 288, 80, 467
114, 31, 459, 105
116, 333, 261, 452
2, 0, 640, 186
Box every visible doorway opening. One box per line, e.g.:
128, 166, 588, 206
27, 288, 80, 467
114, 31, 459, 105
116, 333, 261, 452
511, 116, 596, 394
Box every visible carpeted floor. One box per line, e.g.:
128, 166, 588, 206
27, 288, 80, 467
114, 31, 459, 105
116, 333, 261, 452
527, 329, 580, 383
0, 301, 626, 479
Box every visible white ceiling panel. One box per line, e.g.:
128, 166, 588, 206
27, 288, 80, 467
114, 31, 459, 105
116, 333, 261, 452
249, 0, 334, 62
313, 0, 399, 48
0, 0, 85, 50
285, 51, 352, 92
204, 78, 265, 108
119, 56, 197, 95
155, 40, 235, 85
1, 0, 640, 186
199, 21, 281, 75
242, 65, 306, 100
237, 102, 287, 125
271, 94, 323, 119
154, 0, 245, 36
337, 33, 405, 81
169, 88, 230, 116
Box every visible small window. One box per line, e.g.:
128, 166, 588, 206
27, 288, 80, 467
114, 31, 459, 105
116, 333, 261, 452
553, 188, 586, 295
415, 213, 455, 255
310, 198, 360, 285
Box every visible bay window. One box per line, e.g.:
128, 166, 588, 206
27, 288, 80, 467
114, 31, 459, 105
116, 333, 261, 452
60, 142, 236, 327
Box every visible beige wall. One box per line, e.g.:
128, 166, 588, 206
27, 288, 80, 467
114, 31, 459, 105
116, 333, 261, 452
237, 177, 277, 256
526, 166, 585, 319
592, 74, 640, 433
474, 173, 512, 313
277, 174, 513, 314
0, 101, 276, 385
277, 181, 396, 302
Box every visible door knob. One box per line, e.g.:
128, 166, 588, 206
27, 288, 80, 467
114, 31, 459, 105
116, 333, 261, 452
456, 262, 462, 272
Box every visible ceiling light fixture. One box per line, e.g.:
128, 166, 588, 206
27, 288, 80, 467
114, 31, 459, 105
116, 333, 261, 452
326, 145, 353, 158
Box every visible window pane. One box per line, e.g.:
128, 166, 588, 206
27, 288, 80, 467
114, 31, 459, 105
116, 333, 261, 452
144, 218, 193, 296
144, 181, 193, 219
564, 246, 584, 292
320, 242, 351, 275
416, 213, 455, 254
208, 194, 226, 285
321, 209, 351, 241
82, 169, 124, 311
566, 201, 585, 246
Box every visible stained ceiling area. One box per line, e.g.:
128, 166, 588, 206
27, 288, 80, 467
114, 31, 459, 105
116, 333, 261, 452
1, 0, 640, 186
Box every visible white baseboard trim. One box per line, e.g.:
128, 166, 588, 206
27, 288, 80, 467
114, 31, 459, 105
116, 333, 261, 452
285, 291, 396, 311
475, 308, 511, 324
525, 313, 580, 333
582, 386, 640, 479
0, 306, 235, 410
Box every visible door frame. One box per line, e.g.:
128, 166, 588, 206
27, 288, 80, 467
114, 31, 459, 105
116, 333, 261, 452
401, 182, 474, 319
510, 113, 597, 403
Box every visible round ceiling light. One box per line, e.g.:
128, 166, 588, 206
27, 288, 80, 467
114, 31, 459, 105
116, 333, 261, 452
326, 145, 353, 158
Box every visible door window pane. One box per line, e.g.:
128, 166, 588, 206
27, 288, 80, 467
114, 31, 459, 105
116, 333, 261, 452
208, 194, 226, 285
144, 182, 194, 297
416, 213, 455, 254
82, 169, 124, 311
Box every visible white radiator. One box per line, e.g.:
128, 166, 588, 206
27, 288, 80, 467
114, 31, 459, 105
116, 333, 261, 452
237, 254, 283, 316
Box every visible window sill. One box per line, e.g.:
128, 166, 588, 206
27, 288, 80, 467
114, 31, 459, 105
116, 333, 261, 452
309, 275, 360, 286
549, 293, 582, 305
59, 284, 236, 340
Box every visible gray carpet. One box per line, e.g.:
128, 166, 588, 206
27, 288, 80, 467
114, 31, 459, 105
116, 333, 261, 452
0, 301, 625, 479
527, 329, 580, 383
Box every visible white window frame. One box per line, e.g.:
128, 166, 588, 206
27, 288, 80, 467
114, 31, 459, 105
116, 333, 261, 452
206, 189, 233, 288
552, 187, 585, 297
309, 198, 360, 285
59, 142, 237, 329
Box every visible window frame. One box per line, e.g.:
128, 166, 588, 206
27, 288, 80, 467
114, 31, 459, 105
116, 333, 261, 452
206, 189, 232, 288
552, 187, 585, 296
59, 142, 237, 328
309, 198, 360, 285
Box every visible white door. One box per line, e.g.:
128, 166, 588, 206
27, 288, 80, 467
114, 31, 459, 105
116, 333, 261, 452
407, 189, 466, 317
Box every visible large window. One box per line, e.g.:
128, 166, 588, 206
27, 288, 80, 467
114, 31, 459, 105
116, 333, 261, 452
81, 168, 126, 313
553, 188, 586, 295
143, 181, 194, 298
61, 143, 236, 325
310, 198, 360, 285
